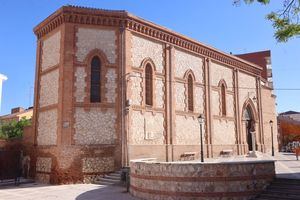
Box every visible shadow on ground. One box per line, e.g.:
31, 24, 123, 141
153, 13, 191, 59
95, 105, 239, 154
75, 185, 136, 200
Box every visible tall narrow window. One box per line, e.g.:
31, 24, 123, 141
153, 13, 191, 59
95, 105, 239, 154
90, 56, 101, 102
188, 74, 194, 111
221, 84, 226, 116
145, 64, 153, 106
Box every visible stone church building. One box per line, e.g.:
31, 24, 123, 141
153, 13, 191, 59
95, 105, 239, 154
31, 6, 278, 183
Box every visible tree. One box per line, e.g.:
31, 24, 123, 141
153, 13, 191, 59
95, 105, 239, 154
234, 0, 300, 42
0, 118, 31, 139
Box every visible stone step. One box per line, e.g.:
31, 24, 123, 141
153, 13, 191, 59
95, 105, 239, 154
94, 180, 115, 185
259, 193, 300, 200
264, 189, 300, 196
255, 178, 300, 200
104, 175, 121, 180
0, 179, 35, 187
108, 173, 121, 177
97, 177, 121, 184
259, 191, 300, 199
273, 178, 300, 185
267, 186, 300, 194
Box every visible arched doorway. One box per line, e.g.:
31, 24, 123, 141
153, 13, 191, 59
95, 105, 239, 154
243, 106, 256, 151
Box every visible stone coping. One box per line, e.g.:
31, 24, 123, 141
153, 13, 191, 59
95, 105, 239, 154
131, 159, 275, 165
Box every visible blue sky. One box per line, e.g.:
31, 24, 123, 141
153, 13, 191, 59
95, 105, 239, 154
0, 0, 299, 115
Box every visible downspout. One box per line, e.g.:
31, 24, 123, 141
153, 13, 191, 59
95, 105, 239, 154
120, 24, 125, 167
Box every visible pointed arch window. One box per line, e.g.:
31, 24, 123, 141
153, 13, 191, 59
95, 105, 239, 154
90, 56, 101, 102
145, 64, 153, 106
187, 74, 194, 111
221, 83, 226, 116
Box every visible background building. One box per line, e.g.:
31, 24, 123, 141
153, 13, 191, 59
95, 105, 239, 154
0, 107, 33, 123
31, 6, 278, 183
278, 111, 300, 150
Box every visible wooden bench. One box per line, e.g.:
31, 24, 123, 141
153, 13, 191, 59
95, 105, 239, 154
220, 150, 233, 157
180, 152, 196, 161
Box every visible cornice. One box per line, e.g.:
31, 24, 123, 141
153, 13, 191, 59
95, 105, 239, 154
34, 5, 263, 76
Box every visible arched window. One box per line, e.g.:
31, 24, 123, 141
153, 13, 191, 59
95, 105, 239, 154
145, 64, 153, 106
187, 74, 194, 111
221, 83, 226, 116
90, 56, 101, 102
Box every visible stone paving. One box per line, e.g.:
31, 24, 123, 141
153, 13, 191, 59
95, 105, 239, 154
0, 152, 299, 200
0, 183, 137, 200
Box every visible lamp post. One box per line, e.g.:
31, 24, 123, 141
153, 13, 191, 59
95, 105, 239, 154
269, 120, 274, 156
197, 114, 205, 162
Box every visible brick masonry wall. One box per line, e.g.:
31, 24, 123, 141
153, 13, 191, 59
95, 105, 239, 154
130, 160, 275, 200
261, 87, 278, 152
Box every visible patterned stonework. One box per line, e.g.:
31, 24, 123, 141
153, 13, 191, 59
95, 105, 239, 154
211, 90, 220, 116
39, 69, 59, 107
238, 72, 257, 113
36, 157, 52, 173
210, 62, 233, 90
227, 94, 235, 117
37, 109, 57, 145
74, 108, 116, 145
174, 49, 203, 82
41, 31, 61, 71
175, 115, 203, 145
130, 111, 164, 145
130, 72, 142, 106
175, 82, 186, 111
155, 78, 165, 108
105, 68, 117, 103
212, 119, 235, 145
76, 28, 116, 63
82, 157, 114, 173
194, 86, 204, 113
131, 35, 164, 73
36, 173, 50, 183
74, 67, 87, 102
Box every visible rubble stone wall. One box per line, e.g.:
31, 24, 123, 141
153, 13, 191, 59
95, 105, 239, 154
74, 108, 116, 145
37, 109, 58, 145
76, 28, 116, 64
41, 31, 61, 71
130, 160, 275, 200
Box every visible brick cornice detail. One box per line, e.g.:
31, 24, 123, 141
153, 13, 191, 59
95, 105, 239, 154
34, 5, 262, 76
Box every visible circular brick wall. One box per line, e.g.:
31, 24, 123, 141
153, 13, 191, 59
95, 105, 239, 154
130, 160, 275, 200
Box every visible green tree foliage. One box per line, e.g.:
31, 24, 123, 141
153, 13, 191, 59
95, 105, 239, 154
0, 118, 31, 139
234, 0, 300, 42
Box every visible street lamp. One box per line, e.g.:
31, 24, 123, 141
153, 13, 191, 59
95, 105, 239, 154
197, 114, 205, 162
269, 120, 274, 156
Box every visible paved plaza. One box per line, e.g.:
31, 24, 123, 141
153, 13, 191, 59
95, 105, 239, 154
0, 152, 299, 200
